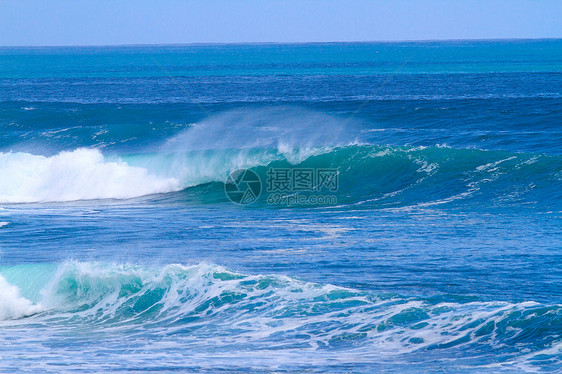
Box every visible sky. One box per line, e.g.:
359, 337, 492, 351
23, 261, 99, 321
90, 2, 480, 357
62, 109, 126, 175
0, 0, 560, 46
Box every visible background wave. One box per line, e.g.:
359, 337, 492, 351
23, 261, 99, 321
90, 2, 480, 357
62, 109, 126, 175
0, 144, 560, 209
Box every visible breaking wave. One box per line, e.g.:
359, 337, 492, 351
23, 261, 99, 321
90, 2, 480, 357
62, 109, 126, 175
0, 145, 559, 209
0, 108, 559, 207
0, 262, 560, 370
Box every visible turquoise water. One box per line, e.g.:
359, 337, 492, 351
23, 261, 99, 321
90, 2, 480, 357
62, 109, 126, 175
0, 40, 561, 372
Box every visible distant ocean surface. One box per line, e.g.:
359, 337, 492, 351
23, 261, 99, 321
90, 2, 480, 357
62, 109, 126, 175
0, 40, 561, 372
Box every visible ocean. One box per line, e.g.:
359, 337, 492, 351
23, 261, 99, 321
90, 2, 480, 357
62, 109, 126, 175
0, 40, 561, 372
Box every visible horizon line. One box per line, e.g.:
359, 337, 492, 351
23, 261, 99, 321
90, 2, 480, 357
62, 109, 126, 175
1, 37, 560, 49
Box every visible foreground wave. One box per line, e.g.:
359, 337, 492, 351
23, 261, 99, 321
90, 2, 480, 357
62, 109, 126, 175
0, 262, 560, 371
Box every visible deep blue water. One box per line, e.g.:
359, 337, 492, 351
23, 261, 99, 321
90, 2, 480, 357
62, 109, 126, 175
0, 40, 561, 372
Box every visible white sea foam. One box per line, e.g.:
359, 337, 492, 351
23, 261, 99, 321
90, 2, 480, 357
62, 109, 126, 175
0, 148, 181, 203
0, 275, 42, 320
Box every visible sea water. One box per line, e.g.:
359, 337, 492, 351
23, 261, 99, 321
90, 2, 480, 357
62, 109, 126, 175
0, 40, 561, 372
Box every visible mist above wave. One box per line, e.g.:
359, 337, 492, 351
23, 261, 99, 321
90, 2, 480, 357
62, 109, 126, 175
163, 107, 361, 153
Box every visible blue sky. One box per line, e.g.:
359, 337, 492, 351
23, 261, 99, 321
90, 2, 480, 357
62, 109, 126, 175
0, 0, 560, 46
